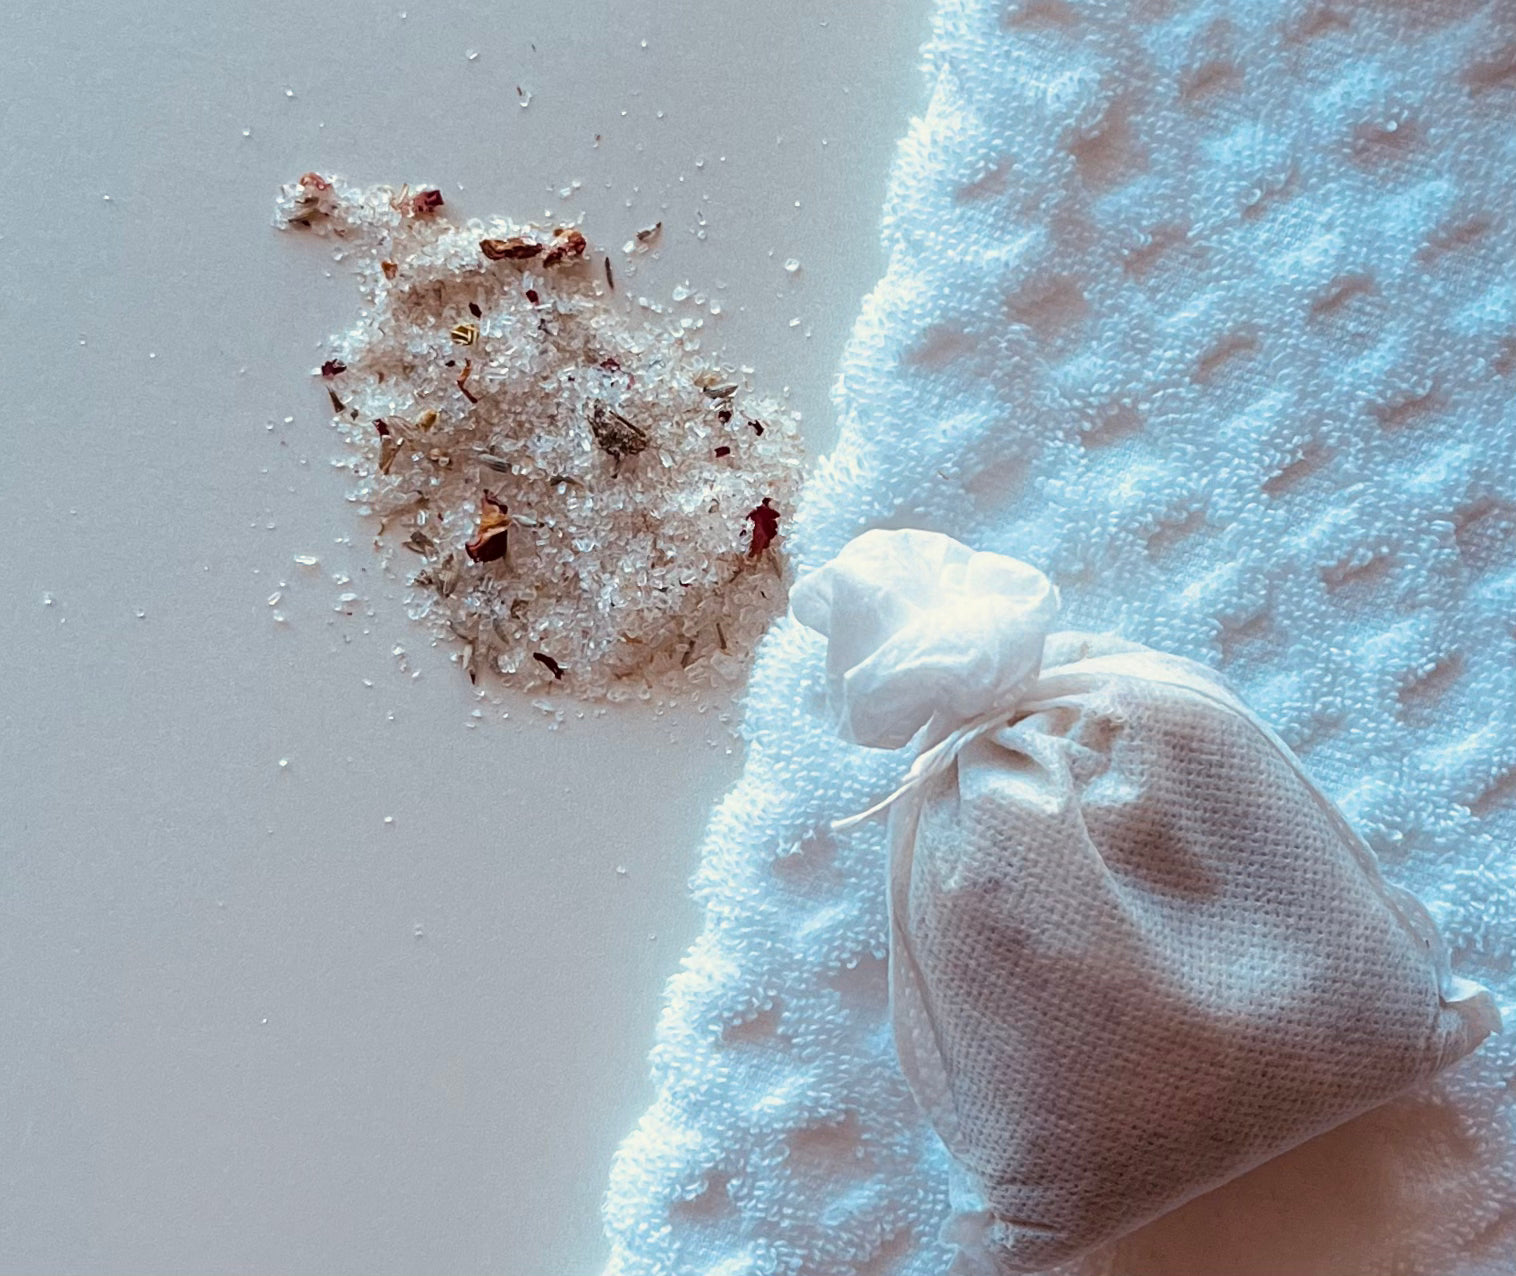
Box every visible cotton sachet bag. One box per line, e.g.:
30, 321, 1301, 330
791, 529, 1500, 1275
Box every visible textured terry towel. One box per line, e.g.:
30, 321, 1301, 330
604, 2, 1516, 1275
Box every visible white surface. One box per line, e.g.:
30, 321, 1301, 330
0, 3, 924, 1272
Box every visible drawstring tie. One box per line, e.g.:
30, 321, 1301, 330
831, 691, 1036, 832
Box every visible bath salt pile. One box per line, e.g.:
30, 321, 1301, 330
275, 174, 802, 699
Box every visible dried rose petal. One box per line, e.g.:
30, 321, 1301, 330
410, 188, 444, 215
746, 498, 780, 557
480, 236, 542, 261
298, 172, 331, 192
321, 359, 347, 378
542, 227, 587, 267
465, 490, 511, 563
381, 260, 398, 280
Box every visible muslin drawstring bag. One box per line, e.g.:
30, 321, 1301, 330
791, 529, 1500, 1275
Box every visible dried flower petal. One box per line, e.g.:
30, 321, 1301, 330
465, 490, 511, 563
480, 236, 542, 261
714, 445, 732, 458
746, 497, 780, 557
327, 386, 346, 413
415, 409, 439, 431
410, 188, 445, 215
381, 260, 398, 280
321, 359, 347, 378
542, 227, 588, 267
449, 322, 478, 346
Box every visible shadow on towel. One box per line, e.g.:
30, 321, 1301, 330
1069, 1063, 1514, 1276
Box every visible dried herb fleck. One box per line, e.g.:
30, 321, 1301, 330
375, 419, 402, 474
604, 257, 615, 290
414, 551, 461, 598
532, 652, 565, 679
749, 420, 766, 436
321, 359, 347, 378
587, 400, 649, 470
468, 302, 482, 318
381, 260, 398, 280
480, 236, 542, 261
457, 358, 478, 403
465, 490, 511, 563
524, 288, 540, 305
714, 446, 731, 458
746, 498, 780, 557
635, 222, 662, 243
326, 386, 347, 413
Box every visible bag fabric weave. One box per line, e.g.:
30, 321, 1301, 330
793, 528, 1500, 1273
